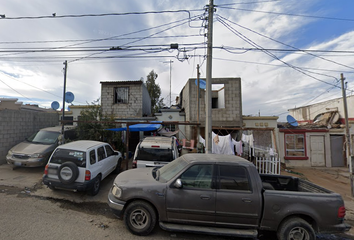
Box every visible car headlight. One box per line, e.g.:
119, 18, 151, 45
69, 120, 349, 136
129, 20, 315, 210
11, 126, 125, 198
30, 153, 44, 158
111, 184, 122, 198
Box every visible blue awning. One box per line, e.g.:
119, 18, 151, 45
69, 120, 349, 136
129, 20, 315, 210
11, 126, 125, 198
105, 123, 162, 132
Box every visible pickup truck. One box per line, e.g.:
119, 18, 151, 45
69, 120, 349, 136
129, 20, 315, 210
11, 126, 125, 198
107, 153, 350, 240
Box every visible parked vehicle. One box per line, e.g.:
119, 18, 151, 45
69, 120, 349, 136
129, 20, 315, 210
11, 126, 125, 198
132, 136, 178, 168
6, 126, 76, 168
107, 153, 350, 240
43, 140, 122, 196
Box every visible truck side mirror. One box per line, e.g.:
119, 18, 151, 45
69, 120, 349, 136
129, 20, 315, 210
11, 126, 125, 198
174, 179, 183, 188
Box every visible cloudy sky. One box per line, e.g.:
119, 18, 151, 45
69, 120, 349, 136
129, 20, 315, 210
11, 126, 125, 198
0, 0, 353, 121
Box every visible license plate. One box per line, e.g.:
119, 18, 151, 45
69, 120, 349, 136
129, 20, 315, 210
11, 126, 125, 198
48, 169, 57, 175
14, 162, 22, 166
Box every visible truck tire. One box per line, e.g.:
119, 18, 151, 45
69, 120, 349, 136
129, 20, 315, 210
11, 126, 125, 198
277, 217, 315, 240
124, 201, 156, 236
58, 162, 79, 184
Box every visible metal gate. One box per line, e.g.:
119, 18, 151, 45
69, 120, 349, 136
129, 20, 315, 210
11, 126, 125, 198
255, 157, 281, 175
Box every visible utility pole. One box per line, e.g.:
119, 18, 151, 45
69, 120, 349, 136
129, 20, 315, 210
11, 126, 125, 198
341, 73, 354, 196
205, 0, 214, 153
197, 64, 201, 148
163, 60, 173, 107
61, 60, 68, 144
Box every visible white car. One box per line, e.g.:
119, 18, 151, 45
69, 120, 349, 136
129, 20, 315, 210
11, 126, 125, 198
42, 140, 122, 196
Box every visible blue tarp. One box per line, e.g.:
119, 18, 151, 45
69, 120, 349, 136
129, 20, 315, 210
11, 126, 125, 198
105, 123, 162, 132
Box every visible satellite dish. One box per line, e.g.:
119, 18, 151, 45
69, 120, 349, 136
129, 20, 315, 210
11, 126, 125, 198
287, 115, 298, 127
51, 101, 60, 110
65, 92, 75, 103
195, 79, 206, 89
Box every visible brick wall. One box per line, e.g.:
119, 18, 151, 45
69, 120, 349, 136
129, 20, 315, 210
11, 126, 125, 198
0, 109, 59, 164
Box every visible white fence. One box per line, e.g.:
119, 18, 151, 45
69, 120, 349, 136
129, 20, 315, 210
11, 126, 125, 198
255, 156, 281, 175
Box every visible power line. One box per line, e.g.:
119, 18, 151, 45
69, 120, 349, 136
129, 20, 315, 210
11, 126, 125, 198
213, 57, 354, 74
0, 10, 198, 20
0, 34, 202, 45
217, 7, 354, 22
217, 16, 341, 88
217, 15, 354, 71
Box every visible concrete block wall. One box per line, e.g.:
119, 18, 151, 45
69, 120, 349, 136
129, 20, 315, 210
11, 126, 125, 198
0, 109, 59, 164
101, 82, 146, 117
183, 78, 242, 126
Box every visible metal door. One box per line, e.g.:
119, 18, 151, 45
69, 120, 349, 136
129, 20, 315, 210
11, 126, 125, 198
310, 136, 325, 167
331, 135, 345, 167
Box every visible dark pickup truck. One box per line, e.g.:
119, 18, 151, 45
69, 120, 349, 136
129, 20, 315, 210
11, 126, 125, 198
107, 153, 350, 240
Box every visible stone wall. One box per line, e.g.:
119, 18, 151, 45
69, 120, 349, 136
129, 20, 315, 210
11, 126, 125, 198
0, 109, 59, 164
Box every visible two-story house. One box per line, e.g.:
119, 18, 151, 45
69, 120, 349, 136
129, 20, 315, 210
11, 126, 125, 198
100, 80, 153, 152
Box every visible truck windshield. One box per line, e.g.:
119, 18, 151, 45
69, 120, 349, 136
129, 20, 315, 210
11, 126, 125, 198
157, 157, 188, 182
27, 130, 60, 145
136, 147, 173, 162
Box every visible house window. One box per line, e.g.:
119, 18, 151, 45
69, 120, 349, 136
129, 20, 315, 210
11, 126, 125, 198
211, 84, 225, 109
114, 87, 129, 104
285, 134, 305, 157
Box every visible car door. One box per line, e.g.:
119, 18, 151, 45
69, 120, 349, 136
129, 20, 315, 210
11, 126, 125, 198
88, 148, 100, 180
166, 164, 215, 225
215, 164, 262, 228
104, 144, 118, 174
97, 146, 110, 178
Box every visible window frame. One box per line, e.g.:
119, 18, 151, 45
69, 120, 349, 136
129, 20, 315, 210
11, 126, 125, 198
284, 132, 308, 160
216, 165, 252, 192
114, 87, 129, 104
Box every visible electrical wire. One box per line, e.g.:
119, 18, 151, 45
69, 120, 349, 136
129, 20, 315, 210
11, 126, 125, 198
217, 16, 341, 88
217, 7, 354, 22
217, 15, 354, 71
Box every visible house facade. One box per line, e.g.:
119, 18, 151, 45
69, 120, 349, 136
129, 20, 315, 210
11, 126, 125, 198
100, 80, 151, 118
180, 77, 242, 141
280, 96, 354, 167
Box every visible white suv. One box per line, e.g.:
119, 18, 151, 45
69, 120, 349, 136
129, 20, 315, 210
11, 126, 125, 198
42, 140, 122, 196
132, 136, 179, 168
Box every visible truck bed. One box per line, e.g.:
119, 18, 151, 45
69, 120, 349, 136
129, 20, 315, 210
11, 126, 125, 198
260, 174, 332, 193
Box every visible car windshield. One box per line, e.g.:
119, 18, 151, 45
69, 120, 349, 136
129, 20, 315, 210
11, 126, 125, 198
157, 157, 189, 183
50, 148, 86, 167
27, 130, 60, 145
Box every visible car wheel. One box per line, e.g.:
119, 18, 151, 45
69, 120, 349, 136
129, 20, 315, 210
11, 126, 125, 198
58, 162, 79, 184
277, 217, 315, 240
88, 175, 101, 196
113, 158, 122, 174
124, 201, 156, 236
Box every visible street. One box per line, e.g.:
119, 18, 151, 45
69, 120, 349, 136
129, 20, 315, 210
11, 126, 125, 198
0, 164, 354, 240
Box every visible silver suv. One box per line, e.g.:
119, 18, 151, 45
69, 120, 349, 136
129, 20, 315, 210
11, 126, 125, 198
43, 140, 122, 196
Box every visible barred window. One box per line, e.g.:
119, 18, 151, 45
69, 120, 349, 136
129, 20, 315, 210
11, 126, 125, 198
114, 87, 129, 104
285, 134, 305, 157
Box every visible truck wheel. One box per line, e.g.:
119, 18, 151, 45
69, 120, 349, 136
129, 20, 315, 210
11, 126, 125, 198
277, 217, 315, 240
88, 175, 101, 196
124, 201, 156, 236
